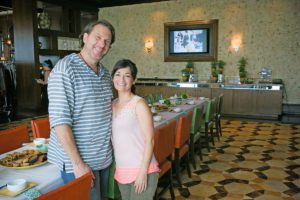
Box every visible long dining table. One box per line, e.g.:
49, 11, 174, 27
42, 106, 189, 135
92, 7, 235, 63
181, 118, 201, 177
0, 97, 207, 200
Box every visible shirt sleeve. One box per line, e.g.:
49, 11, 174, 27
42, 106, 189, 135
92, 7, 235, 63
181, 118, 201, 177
48, 66, 74, 128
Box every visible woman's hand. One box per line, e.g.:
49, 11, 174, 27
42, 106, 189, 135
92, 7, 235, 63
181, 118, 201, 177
134, 170, 147, 194
36, 79, 46, 85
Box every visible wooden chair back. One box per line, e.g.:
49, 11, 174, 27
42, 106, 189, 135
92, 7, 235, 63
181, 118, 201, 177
190, 107, 204, 135
153, 120, 176, 176
175, 111, 193, 148
0, 123, 30, 154
30, 117, 50, 138
35, 172, 92, 200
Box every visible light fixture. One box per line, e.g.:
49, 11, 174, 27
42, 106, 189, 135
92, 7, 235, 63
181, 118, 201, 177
232, 44, 240, 52
5, 11, 12, 46
145, 40, 153, 53
230, 33, 242, 52
5, 34, 12, 46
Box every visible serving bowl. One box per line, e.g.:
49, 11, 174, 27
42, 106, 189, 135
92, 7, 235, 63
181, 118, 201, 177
33, 138, 46, 146
153, 115, 162, 122
7, 179, 27, 192
173, 107, 182, 112
187, 100, 195, 105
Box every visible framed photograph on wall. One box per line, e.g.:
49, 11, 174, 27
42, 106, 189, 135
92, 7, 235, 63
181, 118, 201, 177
164, 19, 218, 62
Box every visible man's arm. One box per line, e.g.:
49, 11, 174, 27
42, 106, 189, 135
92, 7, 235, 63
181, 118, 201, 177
54, 124, 93, 179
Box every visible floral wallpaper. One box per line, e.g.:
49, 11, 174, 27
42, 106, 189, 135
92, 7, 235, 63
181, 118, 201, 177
99, 0, 300, 104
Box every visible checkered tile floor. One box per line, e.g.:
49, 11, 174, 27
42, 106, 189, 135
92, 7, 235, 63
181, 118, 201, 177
161, 119, 300, 200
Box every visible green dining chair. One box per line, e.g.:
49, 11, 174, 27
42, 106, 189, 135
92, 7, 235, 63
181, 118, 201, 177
215, 94, 223, 138
106, 162, 121, 200
190, 106, 204, 169
211, 96, 220, 142
199, 99, 215, 153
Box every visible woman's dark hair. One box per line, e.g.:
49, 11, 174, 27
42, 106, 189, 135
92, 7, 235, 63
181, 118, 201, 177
42, 59, 53, 69
79, 19, 115, 48
112, 59, 138, 94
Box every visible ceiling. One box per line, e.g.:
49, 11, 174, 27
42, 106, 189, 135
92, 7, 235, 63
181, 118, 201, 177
0, 0, 172, 12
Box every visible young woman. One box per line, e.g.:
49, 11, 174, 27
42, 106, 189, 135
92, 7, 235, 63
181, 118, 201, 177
111, 59, 159, 199
35, 59, 53, 110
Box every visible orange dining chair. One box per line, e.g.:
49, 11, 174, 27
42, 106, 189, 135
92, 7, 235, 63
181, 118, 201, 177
30, 117, 50, 138
36, 172, 92, 200
153, 120, 177, 200
173, 111, 193, 188
0, 123, 30, 154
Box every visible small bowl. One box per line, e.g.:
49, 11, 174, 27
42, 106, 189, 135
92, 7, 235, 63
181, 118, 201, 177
173, 107, 181, 112
187, 100, 195, 105
34, 138, 46, 146
7, 179, 27, 192
153, 115, 162, 122
36, 144, 48, 152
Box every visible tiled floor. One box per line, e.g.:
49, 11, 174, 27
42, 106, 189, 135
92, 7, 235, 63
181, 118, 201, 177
161, 119, 300, 200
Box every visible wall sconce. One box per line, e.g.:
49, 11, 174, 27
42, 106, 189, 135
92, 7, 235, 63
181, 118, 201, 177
145, 40, 153, 53
5, 34, 12, 46
232, 44, 240, 52
231, 33, 242, 52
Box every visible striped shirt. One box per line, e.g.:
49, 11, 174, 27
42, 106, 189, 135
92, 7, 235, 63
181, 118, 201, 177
47, 53, 113, 173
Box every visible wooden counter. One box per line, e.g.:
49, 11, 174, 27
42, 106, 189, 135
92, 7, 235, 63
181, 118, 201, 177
135, 84, 283, 120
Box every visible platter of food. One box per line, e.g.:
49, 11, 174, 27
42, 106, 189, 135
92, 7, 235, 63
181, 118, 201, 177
0, 150, 47, 169
154, 104, 169, 112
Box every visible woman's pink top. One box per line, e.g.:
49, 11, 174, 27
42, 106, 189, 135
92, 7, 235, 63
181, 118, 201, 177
112, 95, 159, 184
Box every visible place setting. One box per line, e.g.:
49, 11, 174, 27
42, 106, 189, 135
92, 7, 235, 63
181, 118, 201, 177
0, 179, 38, 198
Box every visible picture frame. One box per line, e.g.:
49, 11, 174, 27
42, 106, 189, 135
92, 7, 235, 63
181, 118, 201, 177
164, 19, 218, 62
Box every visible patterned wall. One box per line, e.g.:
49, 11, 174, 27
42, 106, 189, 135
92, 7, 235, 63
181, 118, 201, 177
99, 0, 300, 104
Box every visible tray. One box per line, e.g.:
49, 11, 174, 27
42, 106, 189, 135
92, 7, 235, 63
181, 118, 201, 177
0, 182, 37, 197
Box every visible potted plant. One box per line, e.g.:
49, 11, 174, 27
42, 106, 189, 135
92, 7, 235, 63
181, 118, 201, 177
211, 61, 218, 82
238, 57, 247, 83
186, 61, 194, 74
218, 60, 226, 74
181, 68, 190, 82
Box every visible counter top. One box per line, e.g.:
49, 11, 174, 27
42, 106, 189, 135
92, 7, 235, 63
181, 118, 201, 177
135, 81, 283, 90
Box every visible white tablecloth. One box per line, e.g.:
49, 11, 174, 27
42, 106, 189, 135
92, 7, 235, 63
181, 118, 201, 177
0, 147, 64, 200
153, 98, 207, 129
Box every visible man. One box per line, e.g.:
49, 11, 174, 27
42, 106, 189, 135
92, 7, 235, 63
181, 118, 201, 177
47, 20, 115, 200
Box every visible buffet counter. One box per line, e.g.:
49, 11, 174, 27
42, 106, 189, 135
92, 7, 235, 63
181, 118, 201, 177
136, 80, 283, 91
135, 80, 283, 119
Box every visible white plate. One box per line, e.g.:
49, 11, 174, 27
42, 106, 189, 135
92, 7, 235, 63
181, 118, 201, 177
153, 116, 162, 122
173, 107, 182, 112
187, 100, 195, 105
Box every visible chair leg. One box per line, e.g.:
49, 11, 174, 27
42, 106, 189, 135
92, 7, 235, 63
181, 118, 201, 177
169, 167, 175, 199
189, 136, 196, 169
218, 116, 222, 136
185, 152, 192, 178
210, 125, 215, 146
174, 149, 182, 187
197, 139, 203, 161
204, 123, 211, 152
215, 119, 220, 141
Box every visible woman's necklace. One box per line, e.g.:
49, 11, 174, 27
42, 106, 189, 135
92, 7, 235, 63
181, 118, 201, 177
79, 52, 99, 74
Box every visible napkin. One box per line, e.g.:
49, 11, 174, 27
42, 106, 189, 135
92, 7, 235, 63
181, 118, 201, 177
22, 188, 41, 200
